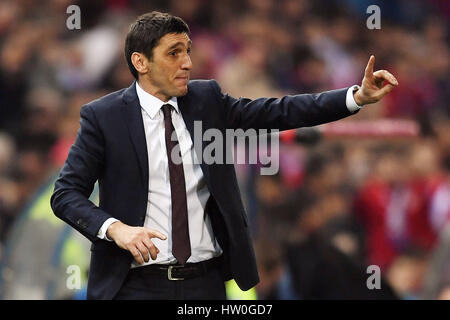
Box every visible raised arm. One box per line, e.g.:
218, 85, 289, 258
214, 81, 355, 131
211, 55, 397, 131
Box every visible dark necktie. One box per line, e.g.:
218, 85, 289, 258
162, 104, 191, 265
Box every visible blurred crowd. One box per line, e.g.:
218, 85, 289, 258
0, 0, 448, 299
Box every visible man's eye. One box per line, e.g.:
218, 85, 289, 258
169, 51, 177, 56
187, 48, 191, 55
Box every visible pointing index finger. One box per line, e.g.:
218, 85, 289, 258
365, 55, 375, 78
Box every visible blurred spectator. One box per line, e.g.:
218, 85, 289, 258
285, 194, 397, 299
253, 238, 285, 300
423, 222, 450, 300
386, 249, 430, 300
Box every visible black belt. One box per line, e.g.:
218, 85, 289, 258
129, 256, 222, 281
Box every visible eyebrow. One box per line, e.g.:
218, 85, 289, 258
167, 40, 192, 51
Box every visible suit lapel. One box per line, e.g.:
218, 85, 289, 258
178, 93, 196, 143
178, 92, 210, 181
121, 81, 149, 189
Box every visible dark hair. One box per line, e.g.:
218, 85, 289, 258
124, 11, 190, 79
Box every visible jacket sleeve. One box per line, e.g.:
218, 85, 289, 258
50, 104, 113, 243
209, 80, 359, 131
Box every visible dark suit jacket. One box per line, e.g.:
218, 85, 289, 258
50, 80, 357, 299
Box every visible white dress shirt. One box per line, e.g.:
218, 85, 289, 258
97, 83, 363, 265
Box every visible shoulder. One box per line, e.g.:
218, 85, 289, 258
187, 79, 222, 94
185, 79, 225, 106
84, 88, 127, 112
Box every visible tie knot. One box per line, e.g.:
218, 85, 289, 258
162, 104, 172, 120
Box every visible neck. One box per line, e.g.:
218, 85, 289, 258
137, 79, 171, 102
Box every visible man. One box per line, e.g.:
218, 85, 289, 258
51, 11, 398, 300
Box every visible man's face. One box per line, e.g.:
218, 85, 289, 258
142, 32, 192, 101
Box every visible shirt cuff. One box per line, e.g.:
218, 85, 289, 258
346, 85, 363, 113
97, 218, 120, 241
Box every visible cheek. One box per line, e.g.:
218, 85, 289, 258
151, 66, 169, 84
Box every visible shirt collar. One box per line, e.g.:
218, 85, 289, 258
135, 81, 179, 119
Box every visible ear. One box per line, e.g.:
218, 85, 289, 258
131, 52, 150, 75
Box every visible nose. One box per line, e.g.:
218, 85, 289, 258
181, 53, 192, 71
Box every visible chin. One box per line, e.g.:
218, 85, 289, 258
175, 86, 188, 97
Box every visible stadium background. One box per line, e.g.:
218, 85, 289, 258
0, 0, 448, 299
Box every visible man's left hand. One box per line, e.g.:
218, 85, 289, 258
353, 55, 398, 106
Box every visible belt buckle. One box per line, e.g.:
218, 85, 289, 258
168, 265, 184, 281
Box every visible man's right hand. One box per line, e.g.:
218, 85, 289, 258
106, 221, 167, 265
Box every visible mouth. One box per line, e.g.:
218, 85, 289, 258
175, 75, 189, 85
